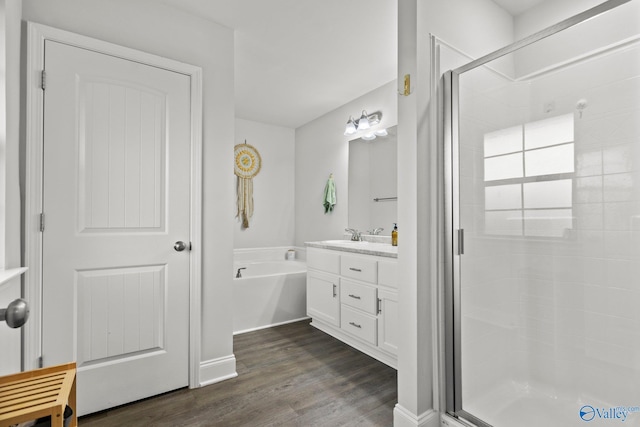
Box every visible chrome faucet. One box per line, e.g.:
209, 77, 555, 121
367, 227, 384, 235
345, 228, 362, 241
236, 267, 247, 278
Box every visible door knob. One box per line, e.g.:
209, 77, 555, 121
0, 298, 30, 329
174, 241, 188, 252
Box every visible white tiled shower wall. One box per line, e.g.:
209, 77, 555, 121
457, 40, 640, 407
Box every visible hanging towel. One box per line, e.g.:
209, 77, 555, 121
323, 175, 336, 213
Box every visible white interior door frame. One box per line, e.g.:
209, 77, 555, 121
23, 22, 203, 388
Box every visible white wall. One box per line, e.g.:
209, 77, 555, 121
0, 0, 20, 271
513, 0, 640, 77
0, 0, 22, 375
21, 0, 236, 379
295, 80, 397, 246
394, 0, 516, 425
234, 119, 295, 249
515, 0, 609, 39
0, 279, 21, 375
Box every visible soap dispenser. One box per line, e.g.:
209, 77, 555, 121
392, 223, 398, 247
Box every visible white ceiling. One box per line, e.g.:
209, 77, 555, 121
492, 0, 547, 16
160, 0, 397, 129
158, 0, 547, 129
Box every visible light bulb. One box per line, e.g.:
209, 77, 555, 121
358, 110, 370, 130
362, 133, 376, 141
344, 117, 357, 135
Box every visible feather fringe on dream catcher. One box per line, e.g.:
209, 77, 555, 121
234, 141, 262, 228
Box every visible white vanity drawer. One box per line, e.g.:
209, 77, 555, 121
341, 305, 377, 345
378, 260, 398, 289
307, 248, 340, 274
340, 279, 377, 315
340, 254, 377, 283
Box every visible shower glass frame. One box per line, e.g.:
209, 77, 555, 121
443, 0, 635, 426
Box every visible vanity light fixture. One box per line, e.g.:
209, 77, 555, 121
344, 116, 357, 135
343, 110, 382, 136
358, 110, 370, 129
361, 127, 389, 141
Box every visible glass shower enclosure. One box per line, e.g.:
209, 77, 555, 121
444, 1, 640, 426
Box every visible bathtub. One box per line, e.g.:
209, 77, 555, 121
233, 247, 308, 334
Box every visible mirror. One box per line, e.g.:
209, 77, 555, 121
348, 126, 397, 236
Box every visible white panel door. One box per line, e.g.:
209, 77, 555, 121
41, 40, 191, 415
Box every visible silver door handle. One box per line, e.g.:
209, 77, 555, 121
174, 241, 187, 252
0, 299, 30, 329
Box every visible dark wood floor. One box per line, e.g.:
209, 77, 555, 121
79, 320, 397, 426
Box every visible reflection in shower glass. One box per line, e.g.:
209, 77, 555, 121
452, 2, 640, 426
483, 114, 575, 237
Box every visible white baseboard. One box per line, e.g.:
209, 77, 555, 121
198, 354, 237, 387
233, 317, 310, 335
394, 405, 440, 427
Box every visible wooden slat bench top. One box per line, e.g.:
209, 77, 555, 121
0, 363, 76, 427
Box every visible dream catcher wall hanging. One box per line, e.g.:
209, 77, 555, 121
234, 141, 262, 228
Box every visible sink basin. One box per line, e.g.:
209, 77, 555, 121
318, 240, 395, 250
306, 239, 397, 257
321, 239, 370, 244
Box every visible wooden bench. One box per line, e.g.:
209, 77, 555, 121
0, 363, 76, 427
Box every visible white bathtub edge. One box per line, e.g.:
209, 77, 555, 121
198, 354, 237, 387
234, 246, 306, 262
233, 317, 310, 336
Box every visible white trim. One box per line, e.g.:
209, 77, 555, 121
23, 23, 204, 389
393, 405, 440, 427
24, 22, 46, 370
233, 317, 310, 336
198, 355, 238, 387
188, 58, 204, 390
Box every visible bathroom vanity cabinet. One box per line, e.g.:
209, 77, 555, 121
305, 243, 398, 368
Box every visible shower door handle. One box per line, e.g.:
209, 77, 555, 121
457, 229, 464, 255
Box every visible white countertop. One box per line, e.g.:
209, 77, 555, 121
305, 240, 398, 258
